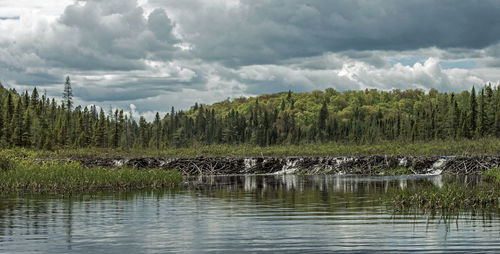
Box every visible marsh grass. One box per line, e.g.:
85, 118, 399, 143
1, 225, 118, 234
483, 166, 500, 183
388, 183, 500, 212
3, 138, 500, 159
374, 166, 415, 176
0, 155, 14, 172
0, 159, 182, 192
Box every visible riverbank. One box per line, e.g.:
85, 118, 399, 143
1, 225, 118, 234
2, 144, 500, 195
0, 157, 182, 192
3, 148, 500, 176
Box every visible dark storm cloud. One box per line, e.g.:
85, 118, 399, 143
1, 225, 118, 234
0, 67, 61, 87
36, 0, 180, 71
75, 78, 196, 102
155, 0, 500, 66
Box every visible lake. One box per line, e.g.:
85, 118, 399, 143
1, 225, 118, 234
1, 175, 500, 253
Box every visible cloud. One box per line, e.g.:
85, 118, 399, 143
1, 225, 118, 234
150, 0, 500, 66
0, 0, 500, 118
0, 0, 180, 75
51, 0, 179, 70
0, 16, 19, 20
235, 56, 486, 95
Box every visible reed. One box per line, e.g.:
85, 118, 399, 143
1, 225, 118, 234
388, 183, 499, 211
483, 166, 500, 183
0, 158, 182, 192
17, 138, 500, 158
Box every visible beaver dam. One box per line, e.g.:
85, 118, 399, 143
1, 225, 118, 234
69, 155, 500, 175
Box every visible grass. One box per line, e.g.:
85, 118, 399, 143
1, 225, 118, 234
374, 166, 415, 176
4, 138, 500, 159
387, 182, 500, 212
483, 166, 500, 183
0, 156, 183, 192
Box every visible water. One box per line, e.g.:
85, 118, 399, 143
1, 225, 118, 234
1, 175, 500, 253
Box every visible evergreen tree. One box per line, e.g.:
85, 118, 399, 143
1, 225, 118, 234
10, 99, 22, 146
468, 86, 477, 138
478, 88, 487, 137
21, 109, 32, 147
1, 82, 500, 149
31, 87, 39, 110
2, 93, 14, 143
153, 112, 161, 149
111, 110, 120, 148
63, 76, 73, 111
93, 109, 106, 147
139, 116, 148, 148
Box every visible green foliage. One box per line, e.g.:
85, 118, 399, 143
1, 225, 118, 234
0, 155, 14, 172
2, 78, 500, 150
483, 166, 500, 183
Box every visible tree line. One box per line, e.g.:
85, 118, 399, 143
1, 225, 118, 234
0, 76, 499, 149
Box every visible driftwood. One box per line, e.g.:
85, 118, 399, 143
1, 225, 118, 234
70, 155, 500, 176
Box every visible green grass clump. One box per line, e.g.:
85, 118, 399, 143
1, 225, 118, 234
0, 155, 14, 172
388, 183, 499, 211
0, 160, 183, 192
483, 167, 500, 183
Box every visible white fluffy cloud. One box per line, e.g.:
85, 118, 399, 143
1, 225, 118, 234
235, 55, 487, 95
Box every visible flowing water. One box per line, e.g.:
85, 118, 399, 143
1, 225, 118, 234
1, 175, 500, 253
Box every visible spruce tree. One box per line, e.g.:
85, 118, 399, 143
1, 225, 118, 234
477, 89, 487, 137
469, 86, 477, 137
31, 87, 39, 110
111, 110, 120, 148
139, 116, 148, 148
63, 76, 73, 111
10, 99, 22, 146
153, 112, 161, 149
21, 109, 32, 147
93, 109, 106, 147
2, 93, 14, 143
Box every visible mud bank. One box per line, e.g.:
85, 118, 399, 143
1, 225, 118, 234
67, 155, 500, 175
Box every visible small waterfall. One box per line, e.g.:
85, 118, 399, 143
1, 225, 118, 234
159, 158, 174, 167
427, 158, 447, 175
274, 158, 299, 174
113, 159, 126, 167
243, 158, 257, 171
398, 157, 408, 167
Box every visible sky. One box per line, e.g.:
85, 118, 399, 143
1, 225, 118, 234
1, 0, 500, 119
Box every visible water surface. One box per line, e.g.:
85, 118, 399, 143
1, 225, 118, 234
1, 175, 499, 253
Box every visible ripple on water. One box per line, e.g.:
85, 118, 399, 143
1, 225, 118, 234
0, 175, 500, 253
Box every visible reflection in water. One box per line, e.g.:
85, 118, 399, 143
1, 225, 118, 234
0, 175, 499, 253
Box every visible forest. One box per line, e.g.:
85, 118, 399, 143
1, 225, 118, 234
0, 76, 499, 150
